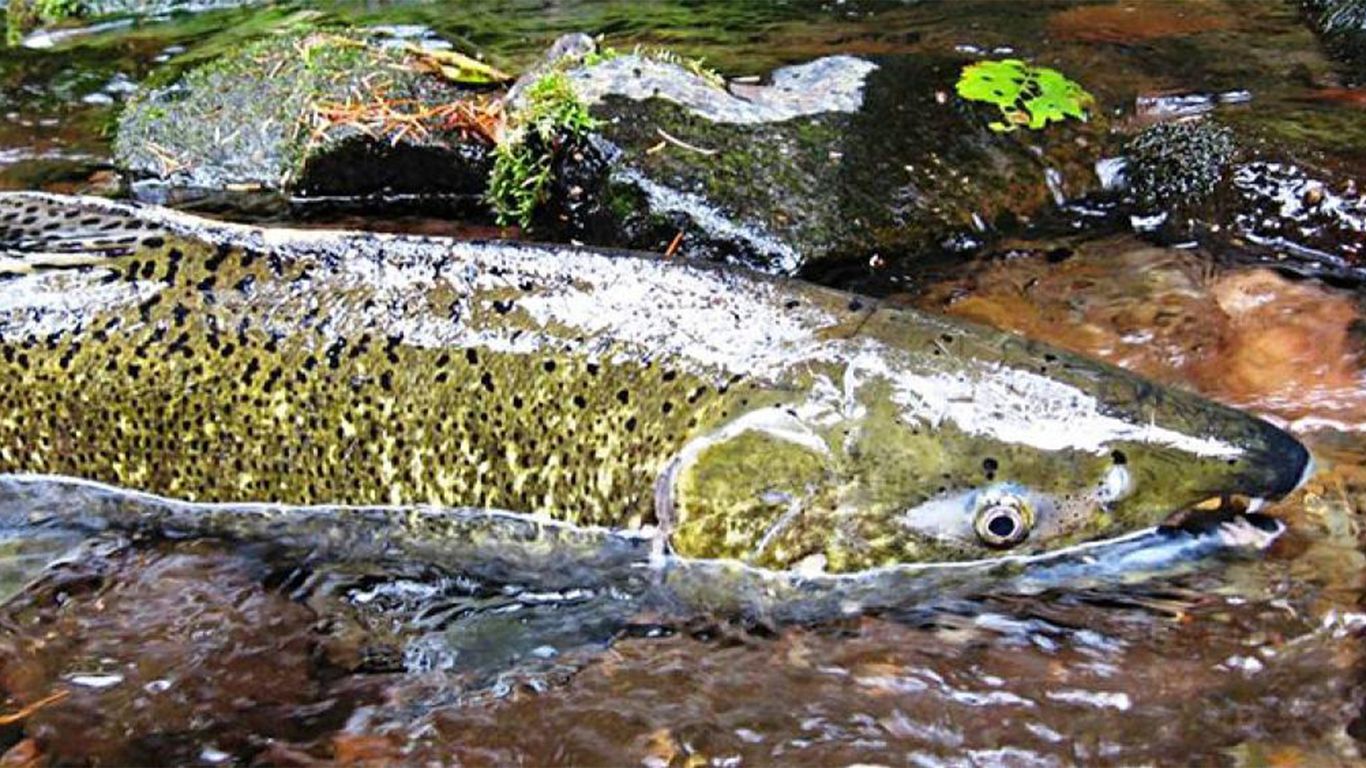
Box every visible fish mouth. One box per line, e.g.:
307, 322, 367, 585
1166, 433, 1314, 527
1264, 430, 1315, 498
1209, 421, 1314, 514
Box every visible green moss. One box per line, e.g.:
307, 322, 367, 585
487, 71, 599, 228
582, 44, 621, 68
116, 29, 465, 189
1125, 120, 1236, 210
955, 59, 1094, 132
635, 45, 725, 89
6, 0, 88, 45
36, 0, 86, 20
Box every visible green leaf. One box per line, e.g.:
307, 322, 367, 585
956, 59, 1028, 106
955, 59, 1093, 133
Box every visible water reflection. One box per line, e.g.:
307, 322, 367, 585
912, 234, 1366, 430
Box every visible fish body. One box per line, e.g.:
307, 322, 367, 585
0, 193, 1310, 572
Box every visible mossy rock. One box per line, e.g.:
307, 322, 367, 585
1124, 120, 1237, 212
1117, 119, 1364, 284
114, 30, 498, 210
534, 51, 1105, 275
1302, 0, 1366, 82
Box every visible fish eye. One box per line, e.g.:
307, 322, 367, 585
973, 494, 1033, 548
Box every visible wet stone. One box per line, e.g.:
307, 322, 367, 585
1124, 120, 1237, 211
532, 45, 1105, 274
1303, 0, 1366, 82
113, 30, 498, 212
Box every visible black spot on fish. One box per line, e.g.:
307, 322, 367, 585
1111, 450, 1127, 465
616, 389, 629, 405
983, 457, 998, 480
492, 299, 515, 314
466, 348, 479, 365
58, 343, 78, 369
572, 394, 587, 408
205, 244, 230, 272
325, 339, 345, 369
848, 299, 864, 312
661, 402, 674, 414
543, 360, 557, 373
161, 248, 184, 284
480, 372, 495, 392
142, 236, 164, 249
137, 295, 161, 322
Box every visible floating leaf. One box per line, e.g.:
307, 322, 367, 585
956, 59, 1093, 132
404, 44, 511, 85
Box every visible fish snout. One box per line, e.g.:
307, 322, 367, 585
1239, 422, 1313, 503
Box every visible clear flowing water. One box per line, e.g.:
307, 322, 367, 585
0, 1, 1362, 765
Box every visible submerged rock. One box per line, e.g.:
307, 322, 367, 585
531, 44, 1104, 273
1108, 117, 1363, 283
0, 539, 380, 765
1124, 120, 1237, 212
913, 232, 1366, 429
1302, 0, 1366, 82
1220, 160, 1365, 278
114, 30, 502, 211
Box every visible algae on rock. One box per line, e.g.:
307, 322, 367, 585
529, 43, 1105, 274
1124, 120, 1237, 211
114, 30, 502, 206
1302, 0, 1366, 81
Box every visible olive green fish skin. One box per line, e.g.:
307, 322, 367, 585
0, 193, 1310, 573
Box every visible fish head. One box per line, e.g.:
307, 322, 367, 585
667, 326, 1311, 574
828, 332, 1312, 570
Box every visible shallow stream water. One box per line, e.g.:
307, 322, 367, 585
0, 1, 1362, 765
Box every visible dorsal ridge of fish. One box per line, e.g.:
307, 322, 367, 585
0, 192, 178, 273
0, 191, 689, 277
